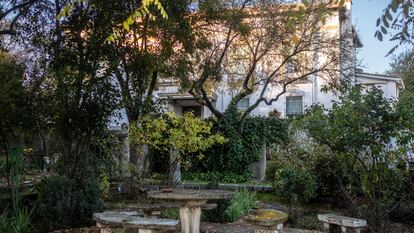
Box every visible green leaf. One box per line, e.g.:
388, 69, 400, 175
385, 9, 393, 21
377, 32, 383, 41
122, 21, 130, 31
382, 16, 390, 28
381, 26, 387, 34
376, 18, 381, 27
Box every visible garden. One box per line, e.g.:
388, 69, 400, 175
1, 0, 414, 233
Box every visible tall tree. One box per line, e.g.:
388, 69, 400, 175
46, 2, 120, 178
81, 0, 194, 176
91, 0, 194, 123
184, 0, 353, 126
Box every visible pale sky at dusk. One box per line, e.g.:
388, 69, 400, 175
352, 0, 408, 74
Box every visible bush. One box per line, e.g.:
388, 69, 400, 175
37, 175, 104, 229
273, 167, 318, 204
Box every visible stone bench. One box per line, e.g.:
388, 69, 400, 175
93, 211, 179, 233
317, 214, 366, 233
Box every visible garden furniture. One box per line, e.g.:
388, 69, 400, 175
317, 214, 366, 233
148, 189, 233, 233
93, 211, 179, 233
244, 208, 288, 233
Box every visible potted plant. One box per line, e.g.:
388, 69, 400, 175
129, 112, 226, 191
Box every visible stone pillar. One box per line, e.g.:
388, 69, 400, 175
170, 148, 181, 185
120, 133, 130, 176
248, 143, 267, 182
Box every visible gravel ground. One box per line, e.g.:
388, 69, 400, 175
51, 224, 322, 233
201, 221, 255, 233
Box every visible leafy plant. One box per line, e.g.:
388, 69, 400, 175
224, 189, 257, 222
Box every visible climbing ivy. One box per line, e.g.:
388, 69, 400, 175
189, 106, 288, 180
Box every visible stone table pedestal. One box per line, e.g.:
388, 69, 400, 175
148, 189, 234, 233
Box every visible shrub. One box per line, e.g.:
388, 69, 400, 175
273, 167, 318, 204
37, 175, 104, 228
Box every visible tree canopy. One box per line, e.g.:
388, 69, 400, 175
182, 0, 351, 126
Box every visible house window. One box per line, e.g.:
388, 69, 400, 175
286, 96, 303, 117
237, 98, 249, 111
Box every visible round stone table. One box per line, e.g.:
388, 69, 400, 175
148, 189, 234, 233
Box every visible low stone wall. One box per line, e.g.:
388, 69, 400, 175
146, 183, 274, 192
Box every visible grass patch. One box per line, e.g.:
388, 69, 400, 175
161, 208, 179, 220
256, 192, 282, 203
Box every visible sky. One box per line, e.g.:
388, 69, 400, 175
352, 0, 407, 74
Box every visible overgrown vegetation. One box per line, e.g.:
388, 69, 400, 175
301, 87, 413, 232
187, 107, 287, 182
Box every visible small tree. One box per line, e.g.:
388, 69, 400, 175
129, 112, 226, 187
303, 87, 414, 232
